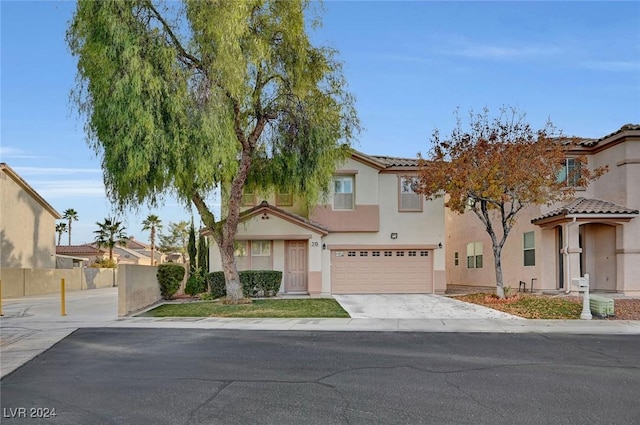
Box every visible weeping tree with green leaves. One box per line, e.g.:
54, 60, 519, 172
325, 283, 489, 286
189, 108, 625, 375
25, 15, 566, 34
67, 0, 358, 303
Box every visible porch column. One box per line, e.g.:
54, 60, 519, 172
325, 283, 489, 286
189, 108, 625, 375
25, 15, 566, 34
564, 220, 582, 292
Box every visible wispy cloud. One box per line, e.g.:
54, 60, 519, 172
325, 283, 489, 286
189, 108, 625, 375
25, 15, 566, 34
0, 147, 43, 160
30, 180, 106, 198
581, 60, 640, 72
13, 166, 102, 176
430, 35, 562, 61
442, 43, 561, 60
376, 54, 436, 64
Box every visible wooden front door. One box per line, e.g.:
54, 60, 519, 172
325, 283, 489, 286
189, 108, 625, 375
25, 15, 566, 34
285, 241, 308, 292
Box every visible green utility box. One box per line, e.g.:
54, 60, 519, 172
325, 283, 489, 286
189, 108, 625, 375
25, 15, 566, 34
589, 295, 615, 318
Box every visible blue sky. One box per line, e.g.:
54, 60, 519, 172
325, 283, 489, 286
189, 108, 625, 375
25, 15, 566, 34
2, 1, 639, 245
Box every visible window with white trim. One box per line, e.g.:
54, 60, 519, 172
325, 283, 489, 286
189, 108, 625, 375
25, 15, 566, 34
333, 176, 354, 210
399, 176, 422, 211
234, 240, 272, 270
467, 242, 483, 269
557, 158, 581, 187
523, 232, 535, 266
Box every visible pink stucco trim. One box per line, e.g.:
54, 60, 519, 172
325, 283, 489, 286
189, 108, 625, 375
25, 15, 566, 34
310, 205, 380, 232
308, 271, 322, 294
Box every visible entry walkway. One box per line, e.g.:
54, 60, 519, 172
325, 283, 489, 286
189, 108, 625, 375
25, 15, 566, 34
1, 288, 639, 378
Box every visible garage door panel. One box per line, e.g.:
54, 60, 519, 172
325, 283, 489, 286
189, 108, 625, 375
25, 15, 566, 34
331, 249, 433, 294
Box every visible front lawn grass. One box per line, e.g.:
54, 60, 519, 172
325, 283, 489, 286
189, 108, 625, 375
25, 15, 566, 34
139, 298, 351, 318
453, 293, 583, 319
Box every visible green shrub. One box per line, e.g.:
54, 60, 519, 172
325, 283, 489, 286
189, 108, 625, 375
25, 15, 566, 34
157, 264, 185, 300
207, 271, 226, 299
184, 270, 207, 296
250, 270, 283, 296
207, 270, 283, 298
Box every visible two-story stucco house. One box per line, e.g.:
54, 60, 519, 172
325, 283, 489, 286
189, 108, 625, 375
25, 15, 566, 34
1, 163, 61, 269
209, 151, 446, 295
446, 124, 640, 295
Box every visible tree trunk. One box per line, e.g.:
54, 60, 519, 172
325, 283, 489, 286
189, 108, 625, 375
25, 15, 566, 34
219, 238, 243, 302
150, 228, 155, 266
68, 221, 72, 245
493, 244, 505, 298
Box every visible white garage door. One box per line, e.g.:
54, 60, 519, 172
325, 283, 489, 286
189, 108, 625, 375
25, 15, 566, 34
331, 249, 434, 294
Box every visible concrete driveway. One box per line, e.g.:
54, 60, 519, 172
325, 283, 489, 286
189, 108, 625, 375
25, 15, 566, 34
333, 294, 524, 319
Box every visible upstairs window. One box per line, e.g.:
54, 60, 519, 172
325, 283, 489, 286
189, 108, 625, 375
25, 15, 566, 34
557, 158, 581, 187
333, 176, 354, 210
467, 242, 483, 269
399, 176, 422, 212
276, 192, 293, 207
241, 189, 256, 206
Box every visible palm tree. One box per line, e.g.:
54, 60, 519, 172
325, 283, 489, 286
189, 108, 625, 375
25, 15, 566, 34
93, 217, 129, 261
55, 222, 68, 246
142, 214, 163, 266
62, 208, 79, 245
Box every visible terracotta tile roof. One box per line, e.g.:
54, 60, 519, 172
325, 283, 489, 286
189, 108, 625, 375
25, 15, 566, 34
532, 197, 639, 223
56, 244, 106, 255
597, 123, 640, 142
370, 155, 420, 167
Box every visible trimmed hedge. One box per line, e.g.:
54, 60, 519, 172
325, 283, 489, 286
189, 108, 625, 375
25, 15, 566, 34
157, 264, 185, 300
207, 270, 283, 298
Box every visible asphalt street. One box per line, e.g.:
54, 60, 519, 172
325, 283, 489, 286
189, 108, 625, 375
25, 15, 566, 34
1, 329, 639, 425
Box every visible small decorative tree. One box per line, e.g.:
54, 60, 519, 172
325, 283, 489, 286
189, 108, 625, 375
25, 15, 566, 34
416, 107, 606, 298
187, 221, 197, 275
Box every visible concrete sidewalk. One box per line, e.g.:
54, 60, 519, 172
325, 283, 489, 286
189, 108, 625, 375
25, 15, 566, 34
2, 287, 639, 379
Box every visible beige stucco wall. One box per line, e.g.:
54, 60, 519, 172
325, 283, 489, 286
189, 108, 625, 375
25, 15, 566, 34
117, 264, 160, 316
1, 170, 57, 269
445, 205, 552, 291
319, 172, 446, 294
0, 267, 115, 297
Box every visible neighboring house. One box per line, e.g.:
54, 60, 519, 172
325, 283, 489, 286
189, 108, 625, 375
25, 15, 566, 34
125, 237, 164, 265
112, 245, 152, 265
208, 151, 446, 295
1, 163, 61, 269
164, 253, 185, 264
446, 124, 640, 295
56, 244, 114, 267
125, 237, 150, 250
